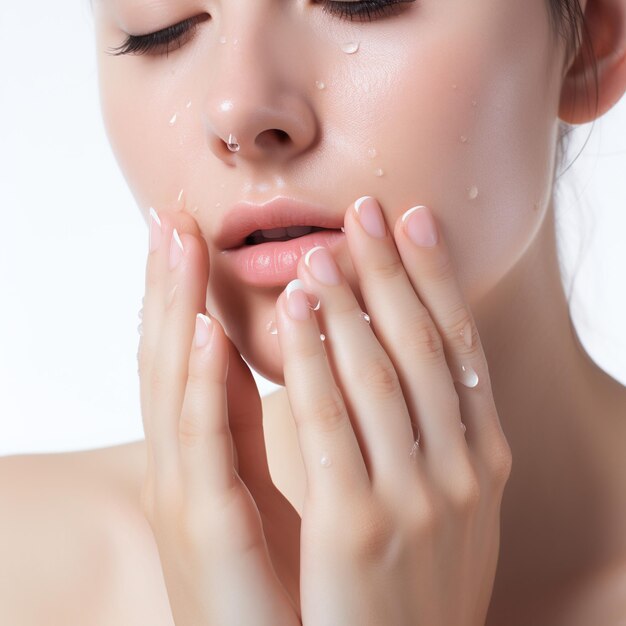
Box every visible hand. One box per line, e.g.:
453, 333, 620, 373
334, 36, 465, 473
138, 208, 302, 626
274, 196, 513, 626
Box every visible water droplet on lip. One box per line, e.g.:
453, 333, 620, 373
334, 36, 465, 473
341, 41, 360, 54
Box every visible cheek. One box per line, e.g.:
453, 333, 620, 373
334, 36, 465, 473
351, 2, 562, 305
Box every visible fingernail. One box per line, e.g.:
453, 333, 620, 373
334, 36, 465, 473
402, 205, 438, 247
169, 228, 185, 270
285, 279, 312, 321
304, 246, 342, 286
149, 207, 162, 253
194, 313, 214, 349
354, 196, 386, 239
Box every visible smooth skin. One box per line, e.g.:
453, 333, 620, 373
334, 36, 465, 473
141, 196, 511, 626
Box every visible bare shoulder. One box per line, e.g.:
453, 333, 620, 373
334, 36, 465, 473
0, 441, 174, 625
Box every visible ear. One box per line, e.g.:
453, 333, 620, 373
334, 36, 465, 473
559, 0, 626, 124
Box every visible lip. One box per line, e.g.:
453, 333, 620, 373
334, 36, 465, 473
217, 196, 346, 287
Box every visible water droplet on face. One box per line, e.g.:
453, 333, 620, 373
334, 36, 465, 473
374, 168, 384, 177
468, 186, 479, 200
266, 320, 278, 335
315, 80, 326, 90
341, 41, 360, 54
169, 113, 178, 126
320, 455, 332, 468
457, 363, 479, 388
227, 133, 240, 152
367, 147, 378, 159
460, 135, 468, 144
359, 311, 371, 324
219, 35, 227, 44
320, 333, 326, 342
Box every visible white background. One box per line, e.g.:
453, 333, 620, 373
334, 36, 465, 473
1, 1, 625, 456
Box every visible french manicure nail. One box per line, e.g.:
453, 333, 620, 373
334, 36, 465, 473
354, 196, 386, 239
304, 246, 342, 286
402, 205, 438, 247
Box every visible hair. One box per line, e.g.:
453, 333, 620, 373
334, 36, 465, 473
545, 0, 600, 320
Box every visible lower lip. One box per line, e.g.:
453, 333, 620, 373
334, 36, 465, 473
220, 229, 346, 287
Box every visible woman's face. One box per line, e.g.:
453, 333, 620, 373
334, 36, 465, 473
94, 0, 566, 385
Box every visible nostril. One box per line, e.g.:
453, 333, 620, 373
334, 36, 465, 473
255, 129, 291, 150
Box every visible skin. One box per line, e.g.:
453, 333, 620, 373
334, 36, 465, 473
1, 0, 624, 624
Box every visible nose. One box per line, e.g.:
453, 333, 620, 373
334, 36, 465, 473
202, 8, 319, 166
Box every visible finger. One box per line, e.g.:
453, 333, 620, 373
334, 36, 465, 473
344, 197, 469, 472
295, 244, 426, 494
149, 225, 208, 481
392, 203, 510, 474
275, 281, 370, 504
178, 312, 237, 500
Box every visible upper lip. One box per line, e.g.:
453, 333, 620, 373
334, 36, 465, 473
216, 196, 344, 250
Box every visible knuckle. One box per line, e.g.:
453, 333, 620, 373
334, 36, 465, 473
178, 412, 205, 449
403, 317, 445, 362
307, 391, 347, 433
446, 472, 482, 514
441, 305, 478, 357
487, 440, 514, 487
370, 254, 405, 282
358, 355, 401, 400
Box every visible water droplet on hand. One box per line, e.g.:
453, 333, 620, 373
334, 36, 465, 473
169, 113, 178, 126
457, 363, 479, 388
374, 168, 384, 177
266, 320, 278, 335
359, 311, 371, 324
367, 147, 378, 159
468, 186, 479, 200
320, 455, 332, 468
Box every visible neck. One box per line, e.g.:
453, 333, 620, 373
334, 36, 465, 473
474, 202, 626, 598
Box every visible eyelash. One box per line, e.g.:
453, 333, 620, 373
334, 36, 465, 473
106, 0, 416, 57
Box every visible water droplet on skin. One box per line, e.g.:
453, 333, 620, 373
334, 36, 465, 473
460, 135, 468, 144
315, 80, 326, 90
215, 202, 222, 208
320, 333, 326, 342
340, 226, 345, 233
186, 100, 192, 109
341, 41, 360, 54
233, 38, 239, 45
227, 133, 240, 152
191, 205, 199, 213
359, 311, 371, 324
374, 168, 384, 177
169, 113, 178, 126
460, 321, 473, 348
320, 455, 332, 468
460, 422, 467, 434
219, 35, 227, 44
177, 188, 185, 210
468, 186, 479, 200
266, 320, 278, 335
367, 147, 378, 159
458, 363, 479, 388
